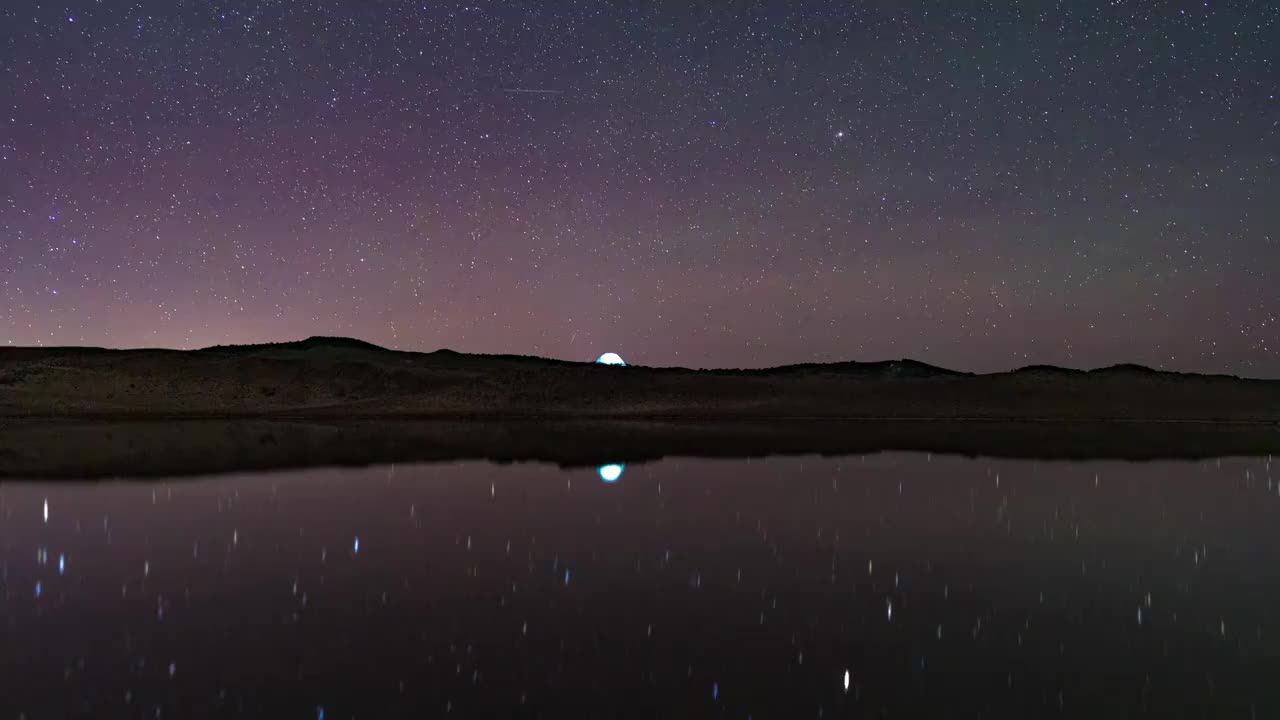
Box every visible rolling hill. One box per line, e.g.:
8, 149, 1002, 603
1, 336, 1278, 422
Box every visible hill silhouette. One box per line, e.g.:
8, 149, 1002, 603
1, 337, 1277, 422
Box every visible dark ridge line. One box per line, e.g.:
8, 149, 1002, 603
0, 335, 1271, 381
1, 414, 1278, 425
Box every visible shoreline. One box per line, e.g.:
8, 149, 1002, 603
2, 417, 1277, 480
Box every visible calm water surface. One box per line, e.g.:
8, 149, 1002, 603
2, 454, 1279, 718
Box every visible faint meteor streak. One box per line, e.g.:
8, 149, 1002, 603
503, 88, 564, 94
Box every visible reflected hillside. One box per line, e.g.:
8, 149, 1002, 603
1, 418, 1278, 480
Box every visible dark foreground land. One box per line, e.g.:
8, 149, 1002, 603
2, 337, 1277, 478
2, 336, 1279, 421
2, 418, 1278, 479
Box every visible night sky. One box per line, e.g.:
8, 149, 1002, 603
2, 1, 1276, 374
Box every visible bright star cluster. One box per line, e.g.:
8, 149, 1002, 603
1, 1, 1275, 373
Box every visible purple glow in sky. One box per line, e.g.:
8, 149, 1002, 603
2, 1, 1276, 373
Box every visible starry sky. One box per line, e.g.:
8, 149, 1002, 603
2, 1, 1276, 374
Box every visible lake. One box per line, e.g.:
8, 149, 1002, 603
2, 453, 1278, 718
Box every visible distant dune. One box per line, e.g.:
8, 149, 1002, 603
1, 336, 1278, 422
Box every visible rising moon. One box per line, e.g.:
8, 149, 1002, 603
598, 464, 625, 483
